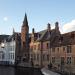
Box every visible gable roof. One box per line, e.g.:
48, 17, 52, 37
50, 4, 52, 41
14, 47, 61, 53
31, 28, 60, 42
37, 30, 47, 41
51, 31, 75, 47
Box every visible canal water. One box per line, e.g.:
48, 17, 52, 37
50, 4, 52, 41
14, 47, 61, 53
0, 66, 43, 75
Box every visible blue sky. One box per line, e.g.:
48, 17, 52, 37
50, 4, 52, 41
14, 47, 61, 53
0, 0, 75, 34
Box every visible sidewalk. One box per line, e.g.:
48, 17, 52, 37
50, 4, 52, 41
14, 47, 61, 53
41, 67, 60, 75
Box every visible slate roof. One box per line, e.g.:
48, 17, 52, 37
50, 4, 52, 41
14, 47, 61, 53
35, 29, 60, 42
37, 30, 47, 41
31, 28, 75, 48
4, 32, 21, 43
51, 31, 75, 47
0, 35, 9, 43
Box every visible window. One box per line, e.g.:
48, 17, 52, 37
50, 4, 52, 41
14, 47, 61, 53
52, 48, 55, 52
2, 53, 4, 59
67, 57, 71, 64
9, 54, 10, 59
57, 47, 59, 52
74, 57, 75, 65
0, 52, 4, 59
46, 43, 49, 49
47, 54, 49, 61
30, 46, 33, 50
23, 42, 25, 47
60, 36, 63, 41
52, 57, 55, 63
33, 54, 36, 60
43, 54, 45, 61
12, 53, 14, 59
38, 44, 40, 50
67, 46, 71, 53
37, 54, 39, 61
34, 45, 36, 50
61, 57, 65, 65
30, 54, 33, 59
11, 53, 13, 59
63, 47, 65, 52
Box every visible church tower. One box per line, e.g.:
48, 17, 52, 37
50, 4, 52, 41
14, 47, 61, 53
21, 13, 29, 62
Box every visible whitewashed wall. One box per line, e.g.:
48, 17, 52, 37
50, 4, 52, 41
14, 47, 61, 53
0, 40, 16, 65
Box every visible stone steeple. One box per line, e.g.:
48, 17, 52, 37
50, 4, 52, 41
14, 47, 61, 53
22, 13, 28, 27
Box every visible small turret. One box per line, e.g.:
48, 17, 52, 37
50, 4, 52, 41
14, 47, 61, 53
47, 23, 51, 31
55, 22, 59, 30
32, 28, 35, 34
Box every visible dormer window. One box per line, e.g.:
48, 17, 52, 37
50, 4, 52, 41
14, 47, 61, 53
59, 36, 63, 43
59, 36, 63, 45
46, 43, 49, 49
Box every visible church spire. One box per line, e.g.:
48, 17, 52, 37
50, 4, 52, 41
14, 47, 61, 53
22, 13, 28, 27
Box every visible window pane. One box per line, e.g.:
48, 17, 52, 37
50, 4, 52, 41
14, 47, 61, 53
52, 48, 55, 52
67, 57, 71, 64
67, 46, 71, 53
52, 57, 55, 63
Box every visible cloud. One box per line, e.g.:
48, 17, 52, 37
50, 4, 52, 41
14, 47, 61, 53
3, 17, 8, 21
62, 20, 75, 33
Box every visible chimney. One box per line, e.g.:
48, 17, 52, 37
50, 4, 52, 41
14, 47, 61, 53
32, 28, 35, 34
47, 23, 51, 31
55, 21, 59, 30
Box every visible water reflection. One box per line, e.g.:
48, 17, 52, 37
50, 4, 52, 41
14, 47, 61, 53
0, 66, 15, 75
0, 66, 43, 75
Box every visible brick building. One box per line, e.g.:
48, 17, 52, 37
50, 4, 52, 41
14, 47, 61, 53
0, 13, 75, 73
29, 19, 75, 73
14, 13, 30, 64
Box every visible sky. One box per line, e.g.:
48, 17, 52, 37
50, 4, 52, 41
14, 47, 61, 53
0, 0, 75, 35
